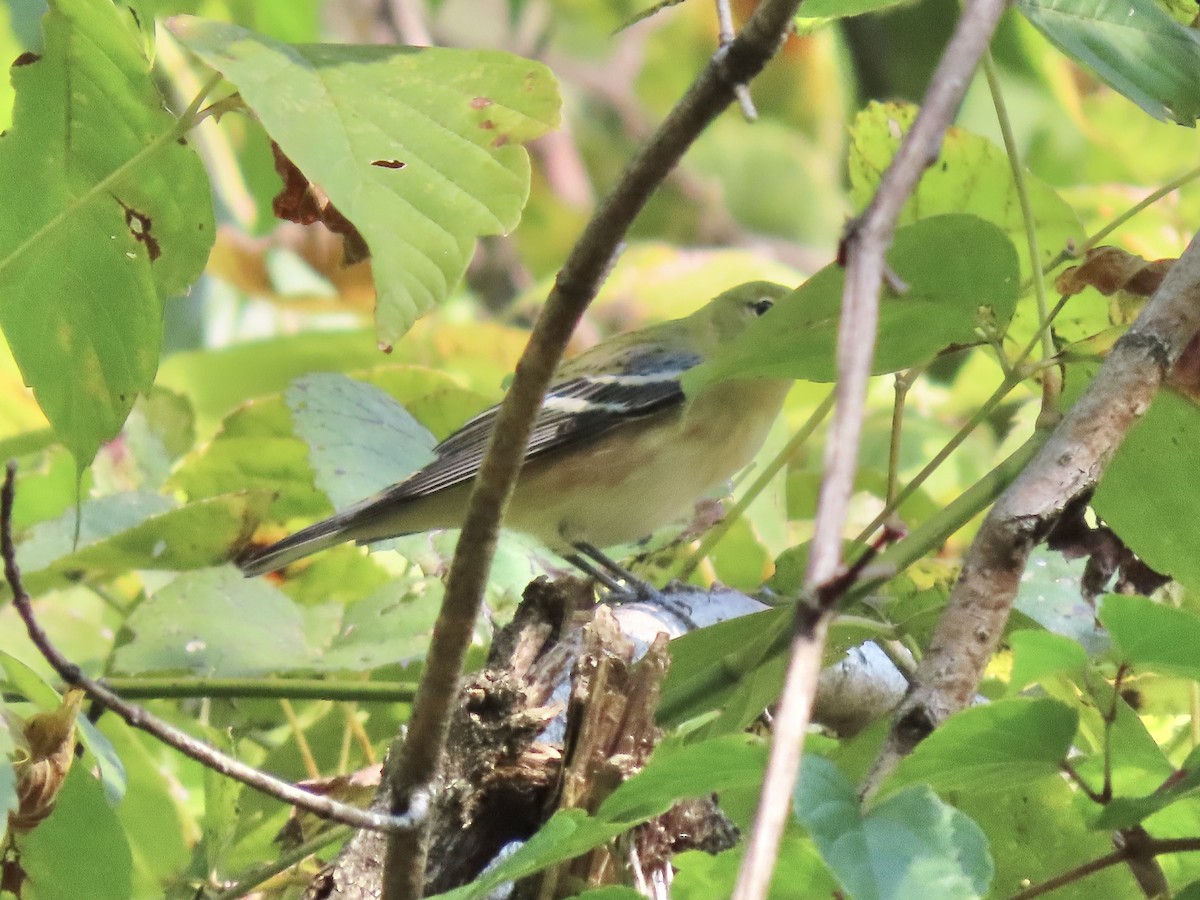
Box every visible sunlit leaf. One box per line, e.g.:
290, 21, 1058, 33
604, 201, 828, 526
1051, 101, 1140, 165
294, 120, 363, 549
17, 766, 133, 899
1100, 593, 1200, 681
1008, 630, 1089, 692
1096, 743, 1200, 829
171, 17, 560, 344
1094, 391, 1200, 594
848, 101, 1082, 278
0, 0, 212, 467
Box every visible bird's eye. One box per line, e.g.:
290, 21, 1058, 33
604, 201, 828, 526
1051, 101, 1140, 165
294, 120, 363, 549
750, 298, 774, 316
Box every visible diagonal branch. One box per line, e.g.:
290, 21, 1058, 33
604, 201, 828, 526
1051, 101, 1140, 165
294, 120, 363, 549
865, 228, 1200, 794
379, 2, 805, 897
0, 462, 418, 834
732, 0, 1013, 896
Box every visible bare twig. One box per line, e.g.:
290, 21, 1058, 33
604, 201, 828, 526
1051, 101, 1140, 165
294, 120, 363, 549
0, 462, 418, 835
732, 0, 1012, 895
379, 3, 805, 897
715, 0, 759, 121
866, 228, 1200, 794
1009, 832, 1200, 900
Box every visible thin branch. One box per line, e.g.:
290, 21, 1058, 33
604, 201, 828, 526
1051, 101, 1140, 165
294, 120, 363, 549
715, 0, 759, 121
673, 389, 835, 581
94, 676, 418, 702
732, 0, 1012, 895
0, 462, 419, 835
887, 367, 919, 506
1042, 163, 1200, 275
1009, 834, 1200, 900
854, 292, 1071, 546
379, 3, 805, 897
209, 825, 353, 900
1008, 847, 1129, 900
866, 227, 1200, 794
984, 54, 1053, 370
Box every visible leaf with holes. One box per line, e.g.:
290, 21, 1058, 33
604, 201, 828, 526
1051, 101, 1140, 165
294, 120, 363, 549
0, 0, 213, 469
171, 17, 561, 347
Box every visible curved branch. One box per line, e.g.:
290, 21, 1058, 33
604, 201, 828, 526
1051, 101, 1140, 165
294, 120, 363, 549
0, 463, 417, 835
380, 3, 805, 897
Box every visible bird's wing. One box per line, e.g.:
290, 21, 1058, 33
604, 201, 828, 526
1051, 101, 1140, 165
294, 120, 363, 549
382, 345, 702, 500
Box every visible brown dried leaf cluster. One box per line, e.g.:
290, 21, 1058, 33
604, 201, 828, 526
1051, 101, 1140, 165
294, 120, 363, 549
1055, 246, 1174, 299
6, 689, 83, 834
1057, 247, 1200, 400
271, 142, 371, 266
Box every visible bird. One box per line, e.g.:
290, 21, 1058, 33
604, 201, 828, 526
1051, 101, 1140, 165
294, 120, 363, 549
238, 281, 793, 586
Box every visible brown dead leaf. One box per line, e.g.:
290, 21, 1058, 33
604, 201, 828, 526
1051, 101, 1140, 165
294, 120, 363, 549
7, 689, 84, 833
1057, 247, 1200, 402
1055, 247, 1173, 298
271, 142, 370, 266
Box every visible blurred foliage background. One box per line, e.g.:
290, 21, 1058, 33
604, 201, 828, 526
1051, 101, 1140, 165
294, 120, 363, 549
2, 0, 1200, 897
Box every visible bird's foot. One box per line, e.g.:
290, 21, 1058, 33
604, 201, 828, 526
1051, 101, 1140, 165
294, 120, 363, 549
566, 542, 698, 630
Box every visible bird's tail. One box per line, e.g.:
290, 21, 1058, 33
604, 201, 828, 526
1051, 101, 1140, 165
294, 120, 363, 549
239, 513, 359, 577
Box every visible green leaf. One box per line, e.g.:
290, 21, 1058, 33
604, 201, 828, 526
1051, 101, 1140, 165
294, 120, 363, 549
7, 492, 269, 598
1016, 0, 1200, 126
1099, 593, 1200, 680
1096, 743, 1200, 829
427, 809, 629, 900
286, 373, 437, 510
1008, 629, 1089, 693
96, 716, 191, 887
114, 567, 321, 676
672, 836, 840, 899
689, 214, 1019, 388
887, 698, 1078, 796
169, 398, 329, 523
0, 649, 127, 805
1094, 391, 1200, 595
848, 102, 1081, 279
795, 756, 993, 900
597, 734, 768, 822
0, 0, 213, 468
18, 766, 133, 900
318, 579, 442, 670
953, 777, 1139, 898
659, 607, 790, 730
171, 17, 561, 344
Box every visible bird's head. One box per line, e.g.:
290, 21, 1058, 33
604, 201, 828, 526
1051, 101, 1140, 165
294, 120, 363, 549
701, 281, 792, 344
